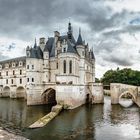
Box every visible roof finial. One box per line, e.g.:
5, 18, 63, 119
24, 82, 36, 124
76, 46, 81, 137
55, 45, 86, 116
69, 17, 71, 23
68, 18, 72, 40
35, 38, 37, 44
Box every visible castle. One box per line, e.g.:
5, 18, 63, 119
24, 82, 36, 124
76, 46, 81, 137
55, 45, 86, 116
0, 23, 103, 109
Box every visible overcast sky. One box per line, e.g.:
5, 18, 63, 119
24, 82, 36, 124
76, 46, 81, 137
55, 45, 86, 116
0, 0, 140, 78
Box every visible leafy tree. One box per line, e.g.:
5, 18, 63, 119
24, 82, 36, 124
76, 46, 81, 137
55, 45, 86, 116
95, 78, 100, 83
101, 68, 140, 86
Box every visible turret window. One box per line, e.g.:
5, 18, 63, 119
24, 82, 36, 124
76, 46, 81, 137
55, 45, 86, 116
6, 79, 8, 84
20, 70, 22, 75
56, 62, 58, 69
63, 60, 66, 73
20, 78, 22, 84
69, 60, 72, 74
32, 78, 34, 82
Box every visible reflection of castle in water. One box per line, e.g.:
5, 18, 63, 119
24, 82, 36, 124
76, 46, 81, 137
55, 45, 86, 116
0, 98, 52, 129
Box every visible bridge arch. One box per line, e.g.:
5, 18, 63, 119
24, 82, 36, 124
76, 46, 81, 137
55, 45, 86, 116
119, 91, 136, 101
41, 88, 56, 104
16, 86, 26, 99
3, 86, 10, 97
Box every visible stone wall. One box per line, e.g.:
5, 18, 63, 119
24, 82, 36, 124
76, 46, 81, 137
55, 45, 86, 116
91, 83, 104, 104
56, 84, 86, 109
110, 83, 139, 106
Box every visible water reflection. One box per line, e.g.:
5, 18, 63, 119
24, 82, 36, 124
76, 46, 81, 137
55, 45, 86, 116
0, 97, 139, 140
0, 98, 52, 132
119, 98, 134, 107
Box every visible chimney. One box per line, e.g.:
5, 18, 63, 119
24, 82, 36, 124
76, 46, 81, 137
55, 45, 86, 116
39, 37, 46, 51
54, 31, 60, 37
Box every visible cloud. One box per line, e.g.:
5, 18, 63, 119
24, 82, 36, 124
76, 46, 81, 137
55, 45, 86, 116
0, 0, 140, 77
0, 52, 9, 61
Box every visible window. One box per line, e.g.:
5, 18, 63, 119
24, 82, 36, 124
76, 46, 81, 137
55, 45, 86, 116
56, 62, 58, 69
20, 70, 22, 75
0, 72, 1, 76
69, 60, 72, 74
11, 79, 13, 84
63, 60, 66, 73
19, 62, 22, 66
12, 63, 15, 67
32, 78, 34, 82
27, 65, 29, 69
32, 65, 34, 69
82, 51, 85, 56
20, 78, 22, 84
63, 47, 66, 52
6, 79, 8, 84
13, 70, 15, 75
27, 78, 29, 82
6, 71, 8, 76
27, 52, 30, 57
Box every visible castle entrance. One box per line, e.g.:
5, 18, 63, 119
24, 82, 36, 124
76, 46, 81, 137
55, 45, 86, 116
41, 88, 57, 105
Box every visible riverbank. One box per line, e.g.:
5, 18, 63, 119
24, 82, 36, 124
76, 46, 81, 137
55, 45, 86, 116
0, 127, 28, 140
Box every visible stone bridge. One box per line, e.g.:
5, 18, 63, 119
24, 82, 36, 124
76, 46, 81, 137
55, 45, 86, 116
110, 83, 140, 107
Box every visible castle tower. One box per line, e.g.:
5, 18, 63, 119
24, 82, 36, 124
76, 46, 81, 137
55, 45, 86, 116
43, 45, 50, 83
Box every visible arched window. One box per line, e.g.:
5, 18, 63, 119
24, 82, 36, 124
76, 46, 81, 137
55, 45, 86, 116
69, 60, 72, 74
63, 60, 66, 73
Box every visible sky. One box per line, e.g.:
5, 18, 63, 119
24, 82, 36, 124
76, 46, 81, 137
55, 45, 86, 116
0, 0, 140, 78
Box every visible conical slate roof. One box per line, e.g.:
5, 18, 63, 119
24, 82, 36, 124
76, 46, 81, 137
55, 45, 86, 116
76, 28, 83, 45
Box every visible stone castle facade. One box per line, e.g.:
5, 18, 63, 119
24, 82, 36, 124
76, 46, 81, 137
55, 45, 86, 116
0, 23, 103, 109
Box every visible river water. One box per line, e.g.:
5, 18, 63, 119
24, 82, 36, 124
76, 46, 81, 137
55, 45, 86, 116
0, 96, 139, 140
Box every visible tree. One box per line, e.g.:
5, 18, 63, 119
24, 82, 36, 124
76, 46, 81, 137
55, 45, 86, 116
101, 68, 140, 86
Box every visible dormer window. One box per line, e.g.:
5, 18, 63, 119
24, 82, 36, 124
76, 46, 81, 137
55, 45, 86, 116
5, 63, 9, 68
12, 63, 15, 67
19, 61, 22, 66
27, 51, 30, 57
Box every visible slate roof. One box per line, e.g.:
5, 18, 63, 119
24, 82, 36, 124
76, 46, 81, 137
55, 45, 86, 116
67, 40, 77, 53
28, 23, 95, 60
76, 33, 83, 45
0, 56, 26, 63
91, 51, 95, 59
30, 46, 43, 59
43, 34, 78, 58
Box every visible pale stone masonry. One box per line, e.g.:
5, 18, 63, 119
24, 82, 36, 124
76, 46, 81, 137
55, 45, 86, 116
0, 22, 104, 109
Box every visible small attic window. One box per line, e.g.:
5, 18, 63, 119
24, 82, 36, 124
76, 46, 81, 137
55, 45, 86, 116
5, 64, 9, 68
12, 63, 15, 67
19, 61, 22, 66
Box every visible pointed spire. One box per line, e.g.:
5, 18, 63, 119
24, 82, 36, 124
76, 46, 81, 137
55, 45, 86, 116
76, 28, 83, 45
91, 47, 95, 59
34, 38, 37, 49
79, 27, 81, 35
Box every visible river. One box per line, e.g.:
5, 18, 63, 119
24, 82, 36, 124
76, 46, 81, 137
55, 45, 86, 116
0, 96, 139, 140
